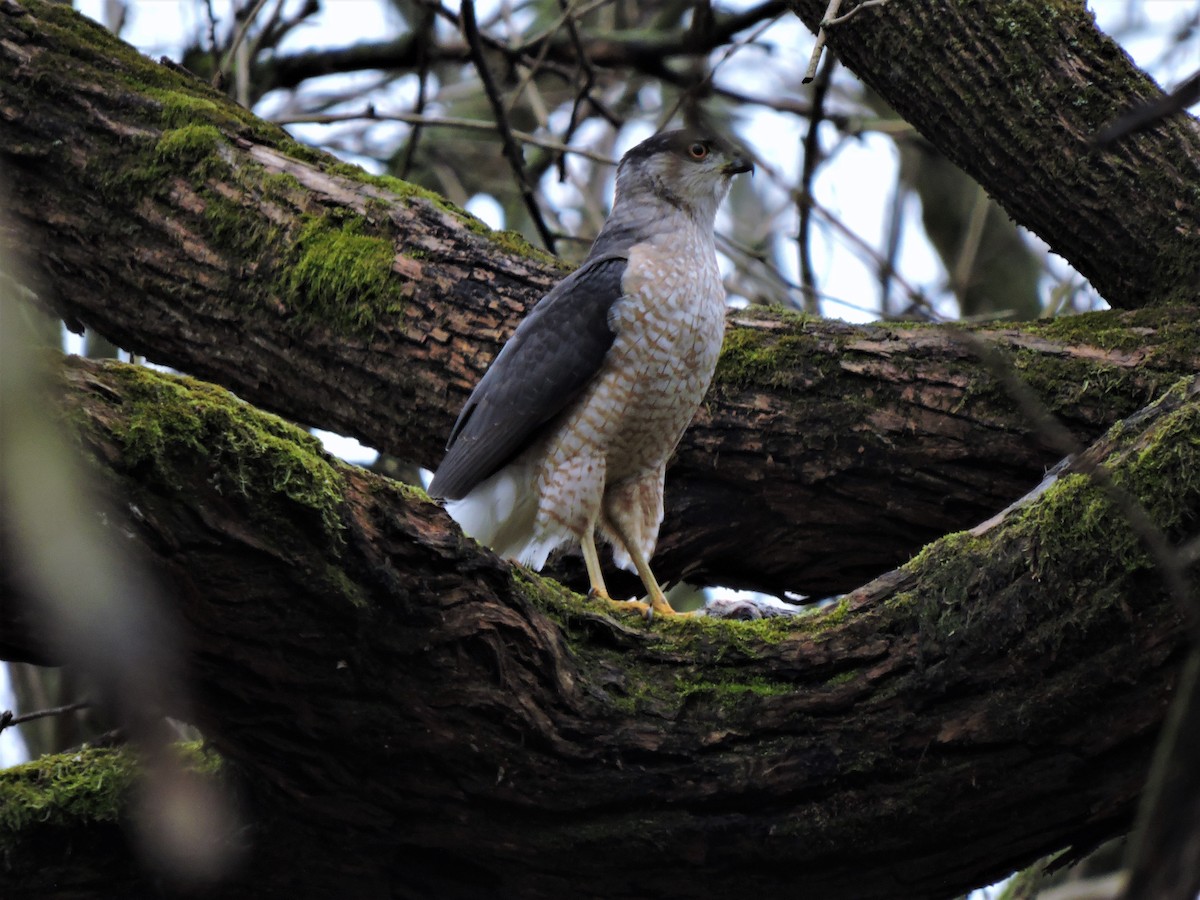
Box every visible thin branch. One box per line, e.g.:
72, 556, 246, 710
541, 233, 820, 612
826, 0, 892, 27
797, 52, 836, 313
270, 109, 616, 165
1093, 68, 1200, 146
659, 3, 785, 128
460, 0, 558, 253
803, 0, 843, 83
0, 699, 91, 734
556, 0, 601, 179
804, 0, 892, 81
397, 6, 437, 181
948, 183, 991, 300
800, 192, 943, 318
878, 167, 908, 318
214, 0, 272, 91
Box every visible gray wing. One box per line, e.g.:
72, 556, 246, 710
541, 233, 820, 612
428, 254, 626, 500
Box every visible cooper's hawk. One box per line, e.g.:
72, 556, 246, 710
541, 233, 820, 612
429, 129, 752, 616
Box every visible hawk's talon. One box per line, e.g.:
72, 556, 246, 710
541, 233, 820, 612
602, 597, 652, 618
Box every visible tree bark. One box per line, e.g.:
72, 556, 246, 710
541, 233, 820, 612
788, 0, 1200, 309
2, 1, 1199, 598
1, 356, 1196, 899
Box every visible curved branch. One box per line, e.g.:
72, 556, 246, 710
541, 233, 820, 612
1, 356, 1195, 898
3, 2, 1199, 599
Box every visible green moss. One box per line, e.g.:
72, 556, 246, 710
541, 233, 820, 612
713, 317, 823, 389
0, 743, 220, 838
1026, 307, 1200, 369
152, 92, 240, 132
675, 673, 794, 703
512, 565, 851, 667
109, 362, 346, 546
279, 214, 410, 331
0, 747, 137, 832
825, 668, 860, 687
323, 163, 559, 265
897, 381, 1200, 657
154, 123, 226, 175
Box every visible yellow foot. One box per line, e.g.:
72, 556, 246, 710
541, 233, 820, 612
587, 586, 692, 621
603, 597, 652, 618
644, 595, 696, 619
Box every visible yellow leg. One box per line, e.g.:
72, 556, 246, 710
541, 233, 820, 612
624, 544, 687, 618
582, 528, 650, 617
581, 528, 610, 599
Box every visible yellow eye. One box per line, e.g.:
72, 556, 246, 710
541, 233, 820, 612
688, 142, 709, 160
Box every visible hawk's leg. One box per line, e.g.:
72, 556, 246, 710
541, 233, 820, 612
599, 471, 691, 617
582, 527, 652, 616
580, 528, 611, 600
622, 542, 687, 618
604, 514, 688, 617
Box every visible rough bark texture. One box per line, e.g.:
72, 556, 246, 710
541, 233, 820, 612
789, 0, 1200, 309
2, 2, 1200, 898
2, 1, 1200, 598
1, 357, 1196, 899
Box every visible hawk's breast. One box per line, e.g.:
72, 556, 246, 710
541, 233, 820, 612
583, 224, 726, 481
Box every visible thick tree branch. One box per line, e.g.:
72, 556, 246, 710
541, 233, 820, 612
3, 2, 1200, 599
1, 356, 1196, 898
787, 0, 1200, 309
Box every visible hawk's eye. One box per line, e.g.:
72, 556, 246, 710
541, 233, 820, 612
687, 142, 709, 160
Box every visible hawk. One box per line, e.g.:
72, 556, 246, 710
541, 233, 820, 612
429, 129, 752, 616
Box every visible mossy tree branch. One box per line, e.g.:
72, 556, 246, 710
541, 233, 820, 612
1, 356, 1196, 899
3, 2, 1200, 598
789, 0, 1200, 308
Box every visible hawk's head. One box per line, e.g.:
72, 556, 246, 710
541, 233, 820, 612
614, 129, 754, 223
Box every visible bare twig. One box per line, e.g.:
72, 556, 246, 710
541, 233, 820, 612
1094, 68, 1200, 147
798, 191, 942, 319
659, 3, 785, 128
803, 0, 843, 83
949, 183, 991, 299
398, 6, 437, 180
0, 699, 91, 734
878, 168, 908, 318
214, 0, 272, 92
826, 0, 891, 27
556, 0, 601, 179
797, 52, 836, 314
460, 0, 558, 253
804, 0, 892, 82
270, 109, 616, 165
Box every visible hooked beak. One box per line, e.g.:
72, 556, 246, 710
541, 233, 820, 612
723, 154, 754, 176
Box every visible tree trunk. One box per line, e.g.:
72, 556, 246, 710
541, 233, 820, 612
1, 356, 1195, 899
788, 0, 1200, 309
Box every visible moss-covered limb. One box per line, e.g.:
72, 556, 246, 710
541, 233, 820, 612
0, 744, 227, 898
634, 305, 1200, 598
6, 1, 1200, 599
789, 0, 1200, 309
1, 355, 1196, 899
0, 0, 562, 469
